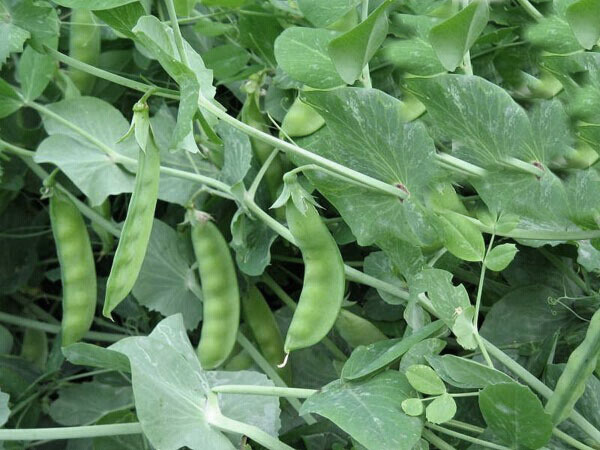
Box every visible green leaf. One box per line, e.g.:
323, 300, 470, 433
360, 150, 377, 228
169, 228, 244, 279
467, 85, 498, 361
3, 0, 59, 53
451, 305, 477, 350
237, 5, 283, 67
425, 393, 456, 424
0, 20, 29, 67
342, 320, 445, 380
0, 390, 9, 427
53, 0, 138, 9
426, 355, 513, 389
0, 79, 22, 119
437, 211, 485, 262
48, 382, 134, 426
217, 121, 252, 188
230, 208, 277, 277
18, 45, 55, 102
62, 343, 131, 373
479, 382, 553, 449
0, 325, 13, 355
132, 220, 203, 330
274, 27, 345, 89
300, 371, 423, 450
109, 315, 236, 449
401, 398, 424, 416
406, 364, 446, 395
400, 339, 446, 373
526, 16, 581, 54
485, 244, 518, 271
328, 0, 392, 84
566, 0, 600, 49
94, 3, 146, 39
364, 251, 417, 306
297, 0, 360, 28
381, 38, 445, 76
203, 44, 250, 80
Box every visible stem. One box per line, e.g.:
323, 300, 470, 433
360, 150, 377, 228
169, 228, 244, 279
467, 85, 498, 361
360, 0, 372, 89
553, 428, 597, 450
474, 235, 495, 368
502, 156, 545, 177
164, 0, 190, 66
435, 153, 487, 177
515, 0, 544, 21
446, 420, 484, 434
460, 0, 473, 76
539, 248, 592, 296
426, 424, 511, 450
248, 148, 279, 199
0, 423, 142, 441
0, 312, 127, 343
483, 338, 600, 444
422, 429, 458, 450
212, 385, 317, 398
236, 332, 317, 425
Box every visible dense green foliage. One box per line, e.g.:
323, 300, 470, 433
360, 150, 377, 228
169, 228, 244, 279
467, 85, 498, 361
1, 0, 600, 449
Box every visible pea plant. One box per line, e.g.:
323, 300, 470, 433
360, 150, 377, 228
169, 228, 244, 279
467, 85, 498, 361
1, 0, 600, 448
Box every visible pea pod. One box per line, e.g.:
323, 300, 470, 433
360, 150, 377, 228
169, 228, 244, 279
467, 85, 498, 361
545, 308, 600, 424
280, 97, 325, 138
284, 200, 345, 353
335, 309, 387, 348
49, 190, 97, 346
242, 285, 292, 383
103, 136, 160, 318
190, 211, 240, 369
21, 329, 48, 370
69, 9, 100, 94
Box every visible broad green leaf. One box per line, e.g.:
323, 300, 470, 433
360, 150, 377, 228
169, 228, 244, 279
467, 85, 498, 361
566, 168, 600, 229
194, 18, 235, 37
18, 45, 55, 102
300, 371, 423, 450
94, 3, 146, 39
411, 269, 471, 328
230, 208, 277, 276
274, 28, 344, 89
481, 285, 574, 347
436, 211, 485, 262
328, 0, 392, 84
53, 0, 137, 9
425, 393, 456, 424
297, 0, 360, 28
0, 19, 29, 67
451, 305, 477, 350
426, 355, 513, 389
429, 0, 488, 71
566, 0, 600, 49
62, 343, 131, 373
110, 315, 236, 450
2, 0, 59, 53
132, 220, 203, 330
479, 382, 553, 449
201, 0, 246, 6
381, 38, 445, 76
577, 240, 600, 272
485, 244, 518, 271
342, 320, 445, 380
400, 339, 446, 373
363, 251, 412, 306
0, 325, 13, 355
217, 121, 252, 188
49, 382, 134, 426
0, 79, 22, 119
0, 390, 8, 427
526, 16, 581, 54
237, 5, 283, 67
203, 44, 250, 80
405, 364, 446, 395
402, 398, 424, 416
529, 100, 572, 164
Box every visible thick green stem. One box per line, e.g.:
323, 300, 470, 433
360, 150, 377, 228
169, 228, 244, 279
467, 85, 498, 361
474, 235, 496, 368
360, 0, 372, 89
426, 424, 511, 450
423, 429, 458, 450
0, 423, 142, 440
212, 385, 317, 398
515, 0, 544, 21
164, 0, 190, 66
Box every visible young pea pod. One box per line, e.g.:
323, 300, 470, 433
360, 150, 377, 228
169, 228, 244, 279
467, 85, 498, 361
545, 308, 600, 424
242, 285, 292, 383
191, 211, 240, 369
280, 96, 325, 138
284, 199, 345, 353
21, 329, 48, 370
49, 190, 97, 346
335, 309, 387, 349
103, 135, 160, 318
68, 9, 100, 94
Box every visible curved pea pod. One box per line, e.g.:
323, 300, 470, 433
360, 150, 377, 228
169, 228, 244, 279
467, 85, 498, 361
335, 309, 387, 348
21, 329, 48, 370
103, 138, 160, 318
191, 211, 240, 369
68, 9, 101, 94
284, 200, 345, 353
242, 285, 292, 384
280, 97, 325, 138
50, 190, 97, 346
545, 308, 600, 424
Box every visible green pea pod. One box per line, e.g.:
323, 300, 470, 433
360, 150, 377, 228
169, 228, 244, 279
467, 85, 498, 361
284, 200, 345, 353
88, 198, 114, 258
224, 349, 254, 371
241, 96, 284, 203
21, 329, 48, 370
69, 9, 100, 94
50, 190, 97, 346
103, 137, 160, 318
545, 308, 600, 424
191, 211, 240, 369
335, 309, 387, 348
280, 97, 325, 138
242, 285, 292, 383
